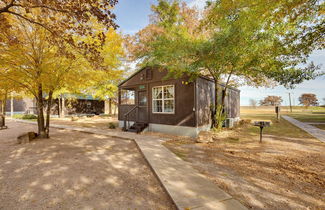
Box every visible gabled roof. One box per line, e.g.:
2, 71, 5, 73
118, 67, 240, 92
118, 67, 145, 87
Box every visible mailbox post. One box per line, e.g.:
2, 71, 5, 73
254, 121, 271, 143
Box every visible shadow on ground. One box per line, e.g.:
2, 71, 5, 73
164, 128, 325, 210
0, 121, 175, 209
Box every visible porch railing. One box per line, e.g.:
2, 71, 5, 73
123, 106, 138, 131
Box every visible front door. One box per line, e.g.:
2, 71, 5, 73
137, 90, 148, 122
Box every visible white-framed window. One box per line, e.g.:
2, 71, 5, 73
152, 85, 175, 114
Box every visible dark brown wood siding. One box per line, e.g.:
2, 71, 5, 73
118, 67, 196, 127
196, 77, 215, 126
224, 88, 240, 118
118, 67, 240, 127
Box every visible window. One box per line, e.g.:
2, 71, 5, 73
152, 85, 174, 113
146, 68, 152, 80
120, 89, 135, 105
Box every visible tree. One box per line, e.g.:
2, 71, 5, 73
0, 17, 123, 138
260, 96, 283, 106
299, 93, 318, 107
0, 72, 23, 127
249, 99, 257, 108
0, 0, 118, 61
127, 0, 323, 129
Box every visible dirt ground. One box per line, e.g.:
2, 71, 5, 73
164, 123, 325, 209
0, 121, 175, 210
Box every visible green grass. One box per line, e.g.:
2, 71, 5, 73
287, 113, 325, 123
241, 113, 312, 138
13, 114, 38, 121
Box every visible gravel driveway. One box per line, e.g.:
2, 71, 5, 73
0, 121, 175, 210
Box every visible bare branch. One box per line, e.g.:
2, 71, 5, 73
5, 10, 54, 34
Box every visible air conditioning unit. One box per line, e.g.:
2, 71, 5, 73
225, 118, 235, 128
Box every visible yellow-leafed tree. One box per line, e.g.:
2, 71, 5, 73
0, 14, 124, 138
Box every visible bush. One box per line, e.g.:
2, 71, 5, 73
22, 114, 38, 120
71, 116, 79, 121
239, 119, 252, 126
108, 122, 117, 129
13, 114, 24, 119
13, 114, 37, 120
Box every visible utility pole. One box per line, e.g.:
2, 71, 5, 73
288, 92, 292, 113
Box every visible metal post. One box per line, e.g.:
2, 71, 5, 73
260, 126, 263, 143
288, 92, 292, 113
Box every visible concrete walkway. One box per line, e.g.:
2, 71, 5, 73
9, 119, 247, 210
282, 115, 325, 143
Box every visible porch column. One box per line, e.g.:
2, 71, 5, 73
104, 99, 110, 114
61, 96, 66, 117
10, 93, 14, 117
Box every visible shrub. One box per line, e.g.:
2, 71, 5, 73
108, 122, 117, 129
71, 116, 79, 121
22, 114, 38, 120
13, 114, 24, 119
13, 114, 37, 120
239, 119, 252, 126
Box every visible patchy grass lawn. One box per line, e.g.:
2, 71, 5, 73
287, 113, 325, 123
241, 113, 313, 138
164, 113, 325, 209
0, 121, 175, 210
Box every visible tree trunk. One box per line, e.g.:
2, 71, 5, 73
45, 90, 53, 137
61, 96, 65, 118
1, 90, 8, 127
109, 98, 112, 115
1, 90, 8, 115
58, 96, 61, 117
215, 71, 233, 129
36, 84, 47, 138
211, 79, 219, 128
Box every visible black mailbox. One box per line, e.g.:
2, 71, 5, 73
275, 106, 280, 113
253, 121, 271, 142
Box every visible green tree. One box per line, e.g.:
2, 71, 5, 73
127, 0, 324, 129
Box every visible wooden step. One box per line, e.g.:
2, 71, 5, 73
126, 122, 148, 134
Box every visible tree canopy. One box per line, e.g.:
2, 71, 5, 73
0, 13, 124, 137
126, 0, 324, 128
299, 93, 319, 107
0, 0, 119, 62
260, 96, 283, 106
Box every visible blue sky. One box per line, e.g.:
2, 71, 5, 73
114, 0, 325, 106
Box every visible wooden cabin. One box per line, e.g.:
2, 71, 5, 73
118, 67, 240, 137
